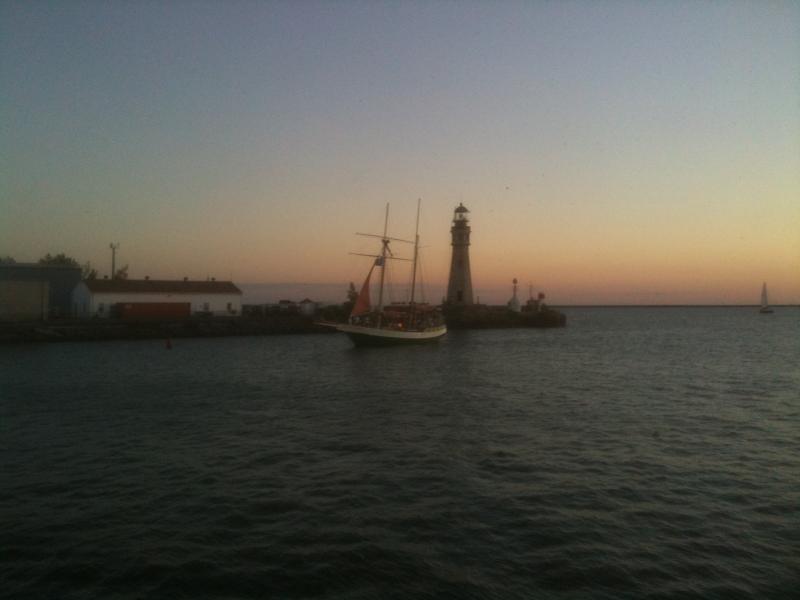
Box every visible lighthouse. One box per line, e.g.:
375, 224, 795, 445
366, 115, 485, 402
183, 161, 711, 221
507, 278, 521, 312
446, 203, 474, 305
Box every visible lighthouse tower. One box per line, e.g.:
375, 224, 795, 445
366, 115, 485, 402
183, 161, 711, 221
508, 278, 521, 312
446, 203, 474, 305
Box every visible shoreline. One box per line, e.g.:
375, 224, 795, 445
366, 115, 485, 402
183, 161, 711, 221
9, 304, 791, 344
443, 306, 567, 329
0, 307, 567, 344
0, 315, 335, 344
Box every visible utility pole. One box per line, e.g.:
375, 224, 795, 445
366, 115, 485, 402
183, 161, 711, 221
109, 243, 119, 279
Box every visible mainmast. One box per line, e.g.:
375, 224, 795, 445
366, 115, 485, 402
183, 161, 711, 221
377, 203, 389, 311
410, 198, 421, 306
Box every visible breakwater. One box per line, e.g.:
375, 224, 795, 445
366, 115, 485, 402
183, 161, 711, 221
444, 305, 566, 329
0, 315, 334, 344
2, 306, 566, 344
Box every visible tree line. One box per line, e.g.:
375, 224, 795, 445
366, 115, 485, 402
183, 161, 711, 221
0, 253, 128, 280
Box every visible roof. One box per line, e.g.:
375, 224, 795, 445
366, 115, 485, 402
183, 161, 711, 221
454, 203, 469, 213
83, 279, 242, 295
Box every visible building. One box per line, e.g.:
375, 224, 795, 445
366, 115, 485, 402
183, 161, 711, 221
72, 278, 242, 319
524, 285, 545, 313
299, 298, 317, 316
0, 280, 49, 321
446, 203, 474, 305
0, 263, 82, 320
277, 300, 297, 313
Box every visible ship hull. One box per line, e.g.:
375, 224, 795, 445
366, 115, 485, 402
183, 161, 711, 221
336, 323, 447, 346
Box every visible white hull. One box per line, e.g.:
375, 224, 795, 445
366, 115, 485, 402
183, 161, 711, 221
336, 323, 447, 345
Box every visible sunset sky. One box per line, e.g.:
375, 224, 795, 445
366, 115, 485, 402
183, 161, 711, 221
2, 1, 798, 304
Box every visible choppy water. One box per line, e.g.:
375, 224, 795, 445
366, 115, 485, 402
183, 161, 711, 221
2, 307, 799, 599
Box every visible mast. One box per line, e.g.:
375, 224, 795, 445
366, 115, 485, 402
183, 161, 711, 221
410, 199, 421, 306
761, 282, 768, 307
377, 203, 389, 311
353, 203, 413, 319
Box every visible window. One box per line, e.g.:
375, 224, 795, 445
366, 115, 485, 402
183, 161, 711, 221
98, 302, 105, 314
457, 291, 463, 302
203, 302, 210, 312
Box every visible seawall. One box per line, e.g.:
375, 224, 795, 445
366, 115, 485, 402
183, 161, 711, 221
444, 306, 566, 329
0, 315, 336, 344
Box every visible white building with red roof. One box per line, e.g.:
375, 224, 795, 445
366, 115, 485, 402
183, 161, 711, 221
72, 278, 242, 319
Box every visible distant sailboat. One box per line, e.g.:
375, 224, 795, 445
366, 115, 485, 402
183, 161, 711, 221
759, 282, 774, 314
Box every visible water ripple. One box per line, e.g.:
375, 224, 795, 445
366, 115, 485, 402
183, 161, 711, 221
1, 308, 799, 599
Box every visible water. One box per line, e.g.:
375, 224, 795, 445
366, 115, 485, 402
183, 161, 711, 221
2, 307, 799, 599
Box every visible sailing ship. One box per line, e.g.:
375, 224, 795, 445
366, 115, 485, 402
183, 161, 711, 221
336, 201, 447, 346
759, 282, 774, 314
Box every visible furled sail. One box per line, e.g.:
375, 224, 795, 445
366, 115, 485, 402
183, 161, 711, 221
350, 265, 374, 317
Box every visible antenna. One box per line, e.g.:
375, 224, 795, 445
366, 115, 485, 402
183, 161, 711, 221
109, 243, 119, 279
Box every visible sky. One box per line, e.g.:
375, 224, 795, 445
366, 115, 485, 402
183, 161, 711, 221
1, 0, 798, 305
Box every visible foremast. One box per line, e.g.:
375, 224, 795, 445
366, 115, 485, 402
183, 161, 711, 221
350, 203, 413, 326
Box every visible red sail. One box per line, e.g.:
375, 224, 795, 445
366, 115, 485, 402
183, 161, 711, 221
350, 266, 374, 317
